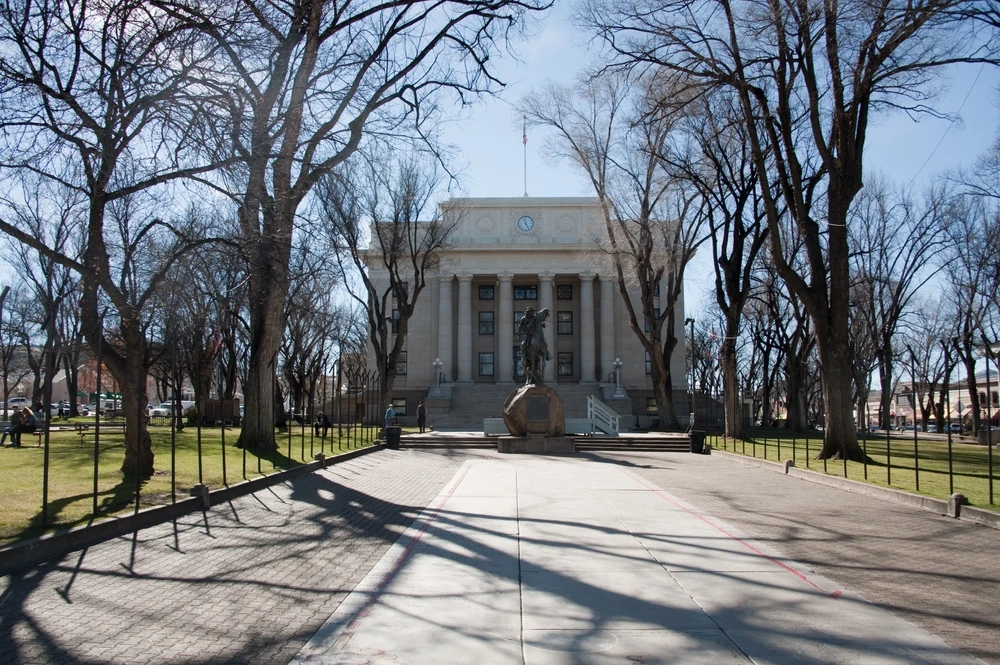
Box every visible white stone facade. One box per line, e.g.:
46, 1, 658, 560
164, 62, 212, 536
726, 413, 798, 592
367, 197, 687, 418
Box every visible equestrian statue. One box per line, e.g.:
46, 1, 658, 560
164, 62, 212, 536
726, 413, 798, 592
517, 307, 551, 386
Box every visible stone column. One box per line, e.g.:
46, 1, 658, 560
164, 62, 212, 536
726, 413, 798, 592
539, 275, 556, 383
579, 274, 596, 382
600, 276, 615, 384
456, 275, 473, 382
498, 275, 513, 382
438, 275, 454, 382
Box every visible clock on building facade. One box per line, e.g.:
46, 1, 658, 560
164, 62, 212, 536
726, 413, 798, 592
517, 215, 534, 232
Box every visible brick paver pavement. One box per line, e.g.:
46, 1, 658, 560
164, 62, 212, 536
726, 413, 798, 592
3, 448, 998, 664
598, 450, 1000, 665
0, 449, 489, 665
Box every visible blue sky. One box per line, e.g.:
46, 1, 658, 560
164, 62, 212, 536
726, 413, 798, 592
438, 4, 1000, 318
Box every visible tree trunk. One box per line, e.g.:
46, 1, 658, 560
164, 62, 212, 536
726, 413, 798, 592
236, 238, 290, 451
961, 351, 982, 436
784, 353, 809, 434
720, 339, 743, 439
118, 322, 153, 478
651, 344, 681, 430
816, 334, 866, 460
878, 353, 894, 430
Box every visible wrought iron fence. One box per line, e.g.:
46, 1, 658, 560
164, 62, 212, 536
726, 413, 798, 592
713, 427, 999, 508
1, 364, 384, 549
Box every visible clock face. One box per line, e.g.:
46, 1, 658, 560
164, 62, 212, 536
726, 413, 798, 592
517, 215, 535, 232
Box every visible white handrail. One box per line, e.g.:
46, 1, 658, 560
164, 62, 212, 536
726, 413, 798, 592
587, 395, 620, 436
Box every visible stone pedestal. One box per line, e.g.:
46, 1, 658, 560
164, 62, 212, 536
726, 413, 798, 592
498, 434, 575, 454
502, 385, 565, 437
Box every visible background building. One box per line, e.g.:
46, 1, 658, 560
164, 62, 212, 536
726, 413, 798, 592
366, 197, 688, 429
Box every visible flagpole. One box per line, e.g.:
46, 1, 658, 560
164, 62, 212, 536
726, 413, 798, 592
522, 115, 528, 197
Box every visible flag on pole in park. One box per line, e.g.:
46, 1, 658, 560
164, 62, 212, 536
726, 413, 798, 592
522, 117, 527, 146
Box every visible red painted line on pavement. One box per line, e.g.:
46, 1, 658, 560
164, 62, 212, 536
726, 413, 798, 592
333, 463, 473, 649
621, 469, 843, 598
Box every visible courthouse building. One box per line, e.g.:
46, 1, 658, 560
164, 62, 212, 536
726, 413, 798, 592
366, 197, 688, 429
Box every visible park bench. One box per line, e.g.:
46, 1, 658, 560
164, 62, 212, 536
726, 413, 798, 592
74, 422, 127, 445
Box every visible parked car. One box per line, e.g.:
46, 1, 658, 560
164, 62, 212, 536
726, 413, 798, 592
7, 397, 29, 409
926, 425, 937, 433
150, 402, 173, 417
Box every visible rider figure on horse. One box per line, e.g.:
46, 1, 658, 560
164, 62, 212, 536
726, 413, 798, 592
518, 306, 551, 385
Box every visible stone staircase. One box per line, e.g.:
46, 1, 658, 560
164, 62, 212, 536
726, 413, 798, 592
428, 383, 611, 431
399, 432, 694, 453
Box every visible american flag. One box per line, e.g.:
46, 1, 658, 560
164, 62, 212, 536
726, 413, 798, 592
522, 117, 527, 146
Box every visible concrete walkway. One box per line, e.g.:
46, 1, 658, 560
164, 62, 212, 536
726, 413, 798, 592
292, 455, 983, 665
2, 449, 996, 664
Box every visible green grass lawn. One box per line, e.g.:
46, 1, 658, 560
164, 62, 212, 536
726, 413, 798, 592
0, 422, 380, 547
711, 432, 1000, 512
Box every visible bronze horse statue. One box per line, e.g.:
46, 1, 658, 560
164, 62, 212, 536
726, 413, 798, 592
518, 307, 551, 385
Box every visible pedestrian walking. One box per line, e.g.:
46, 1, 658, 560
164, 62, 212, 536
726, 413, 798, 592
416, 401, 427, 433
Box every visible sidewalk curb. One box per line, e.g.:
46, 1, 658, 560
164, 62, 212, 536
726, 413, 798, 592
0, 444, 385, 577
711, 449, 1000, 531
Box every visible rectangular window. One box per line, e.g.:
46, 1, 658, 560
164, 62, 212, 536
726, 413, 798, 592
557, 311, 573, 335
513, 285, 538, 300
479, 285, 494, 300
514, 346, 524, 378
514, 311, 525, 336
557, 284, 573, 300
479, 352, 495, 377
558, 352, 573, 376
645, 351, 651, 375
391, 308, 400, 334
478, 311, 495, 335
645, 397, 657, 415
392, 398, 407, 415
644, 307, 660, 333
397, 351, 407, 375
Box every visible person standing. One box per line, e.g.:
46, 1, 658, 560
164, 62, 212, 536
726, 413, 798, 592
384, 404, 395, 429
1, 405, 22, 447
314, 412, 331, 437
416, 401, 427, 433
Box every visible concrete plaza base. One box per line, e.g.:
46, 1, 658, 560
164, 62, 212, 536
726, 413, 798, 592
293, 455, 980, 665
497, 434, 575, 454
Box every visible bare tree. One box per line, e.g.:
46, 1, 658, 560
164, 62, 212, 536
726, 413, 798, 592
0, 0, 225, 477
320, 155, 454, 409
668, 91, 768, 438
521, 72, 707, 429
280, 245, 338, 418
0, 285, 33, 406
848, 179, 944, 430
580, 0, 998, 459
939, 195, 1000, 436
158, 0, 548, 451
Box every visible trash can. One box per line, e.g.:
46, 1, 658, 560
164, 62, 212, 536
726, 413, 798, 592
689, 430, 706, 455
385, 425, 402, 450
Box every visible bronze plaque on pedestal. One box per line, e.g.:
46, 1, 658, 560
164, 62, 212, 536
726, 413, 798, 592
527, 396, 550, 422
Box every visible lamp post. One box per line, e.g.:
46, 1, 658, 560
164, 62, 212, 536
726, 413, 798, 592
612, 357, 623, 397
684, 317, 695, 429
432, 358, 443, 393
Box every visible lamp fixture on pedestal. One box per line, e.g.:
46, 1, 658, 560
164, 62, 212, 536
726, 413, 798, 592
432, 358, 443, 390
